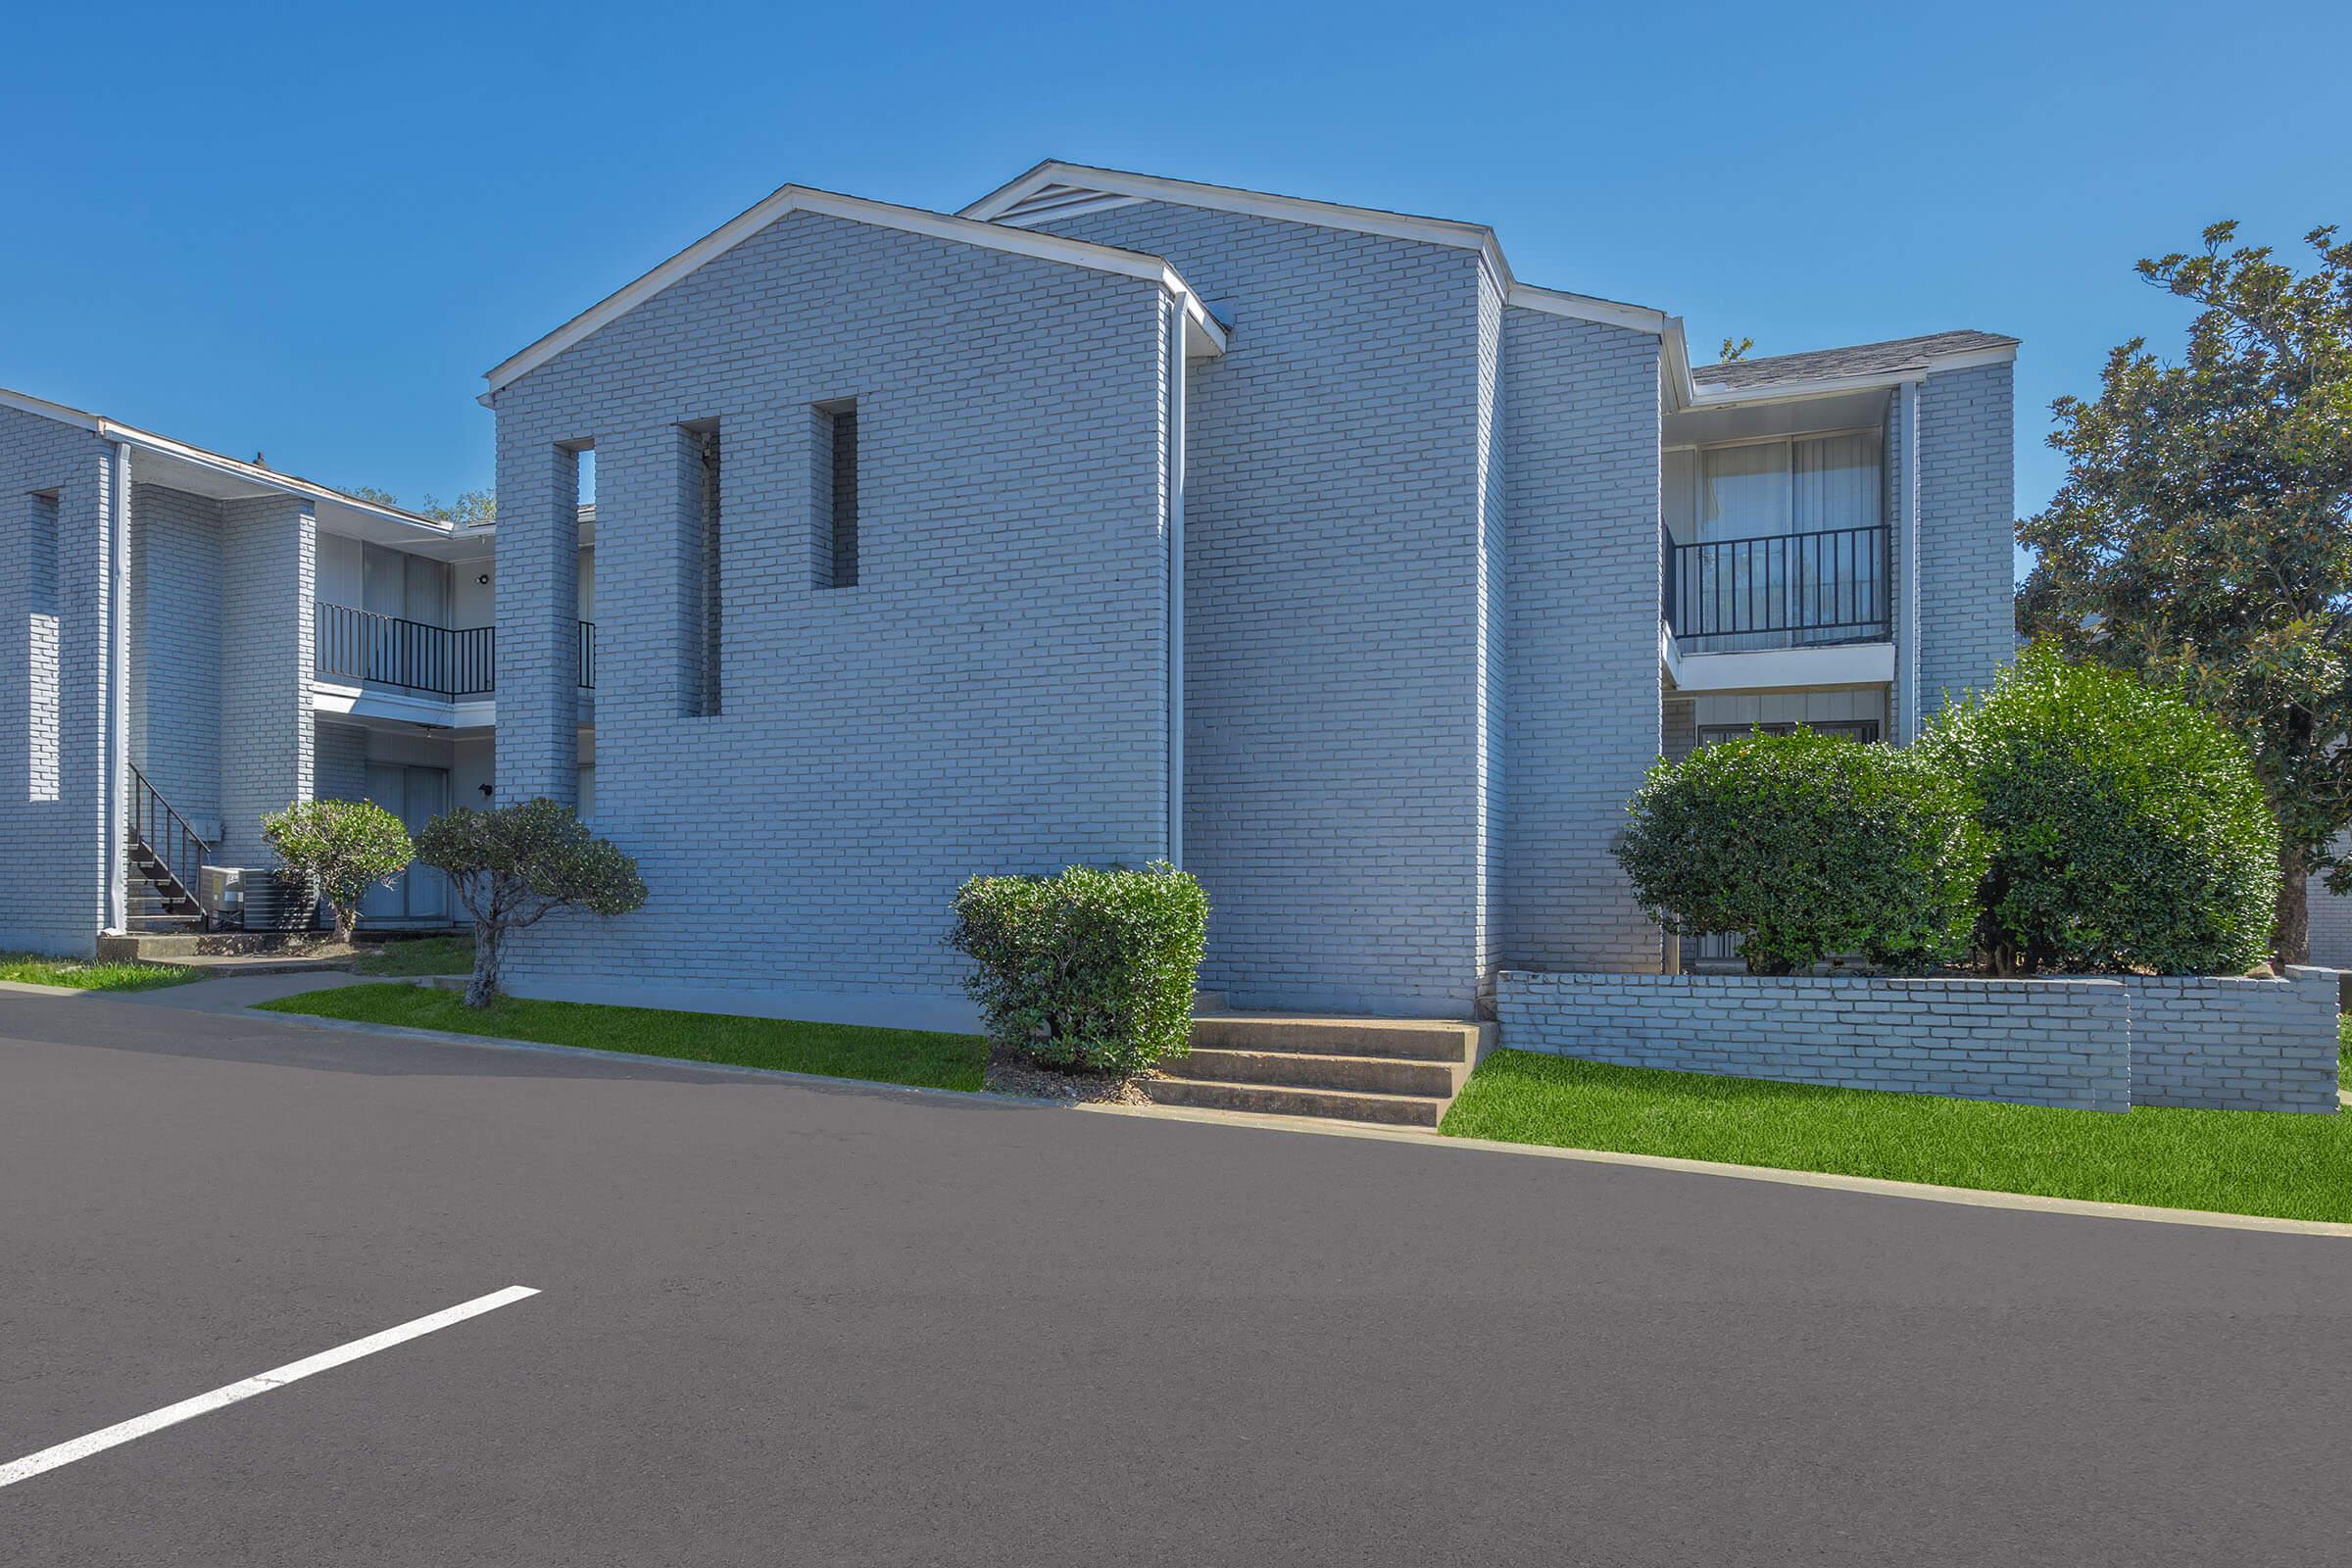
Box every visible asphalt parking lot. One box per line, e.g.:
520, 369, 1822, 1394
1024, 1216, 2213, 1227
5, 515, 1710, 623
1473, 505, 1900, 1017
5, 988, 2350, 1566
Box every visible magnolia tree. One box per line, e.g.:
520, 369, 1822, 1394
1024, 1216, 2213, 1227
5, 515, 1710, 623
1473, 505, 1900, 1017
416, 798, 646, 1006
2018, 221, 2352, 959
261, 799, 413, 944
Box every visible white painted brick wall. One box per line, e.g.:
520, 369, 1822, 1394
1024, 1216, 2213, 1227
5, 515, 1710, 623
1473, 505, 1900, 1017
1917, 362, 2015, 710
488, 209, 1175, 1020
128, 484, 224, 834
1019, 199, 1498, 1016
1499, 309, 1664, 973
0, 405, 116, 954
216, 495, 315, 859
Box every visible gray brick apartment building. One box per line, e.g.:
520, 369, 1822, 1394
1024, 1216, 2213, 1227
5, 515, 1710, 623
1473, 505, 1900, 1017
4, 162, 2040, 1026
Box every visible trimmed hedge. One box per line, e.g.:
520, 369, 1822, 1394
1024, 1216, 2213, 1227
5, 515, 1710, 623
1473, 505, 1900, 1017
1922, 648, 2278, 975
1615, 728, 1988, 975
950, 861, 1207, 1075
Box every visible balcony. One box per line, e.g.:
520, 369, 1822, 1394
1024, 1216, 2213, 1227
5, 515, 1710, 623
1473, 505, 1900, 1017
314, 603, 596, 700
1663, 523, 1888, 653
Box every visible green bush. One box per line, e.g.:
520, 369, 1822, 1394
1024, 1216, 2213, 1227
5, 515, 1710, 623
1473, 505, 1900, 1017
950, 861, 1208, 1075
262, 798, 413, 944
1921, 648, 2278, 974
1615, 729, 1987, 975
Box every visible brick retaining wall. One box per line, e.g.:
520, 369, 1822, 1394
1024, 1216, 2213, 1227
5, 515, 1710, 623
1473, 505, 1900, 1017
1496, 972, 2131, 1112
1496, 967, 2345, 1114
2125, 968, 2339, 1113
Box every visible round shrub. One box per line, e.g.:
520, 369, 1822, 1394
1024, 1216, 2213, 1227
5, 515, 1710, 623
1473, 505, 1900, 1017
950, 861, 1208, 1075
1615, 729, 1987, 975
1920, 648, 2278, 975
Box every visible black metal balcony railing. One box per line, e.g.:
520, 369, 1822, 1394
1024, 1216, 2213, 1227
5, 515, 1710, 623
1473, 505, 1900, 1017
1664, 523, 1890, 649
314, 604, 597, 698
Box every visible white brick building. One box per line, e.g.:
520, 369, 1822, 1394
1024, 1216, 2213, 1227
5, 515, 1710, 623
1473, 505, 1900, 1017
3, 163, 2029, 1025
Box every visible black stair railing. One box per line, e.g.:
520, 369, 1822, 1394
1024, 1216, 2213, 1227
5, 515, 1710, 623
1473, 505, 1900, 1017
1665, 523, 1890, 649
127, 762, 213, 919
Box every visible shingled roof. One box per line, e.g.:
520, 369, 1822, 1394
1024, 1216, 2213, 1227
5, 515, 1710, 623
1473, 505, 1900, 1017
1690, 330, 2017, 392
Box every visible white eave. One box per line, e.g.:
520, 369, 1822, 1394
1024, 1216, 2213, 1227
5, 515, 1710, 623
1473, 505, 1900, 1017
0, 385, 456, 537
962, 161, 1676, 338
479, 184, 1225, 404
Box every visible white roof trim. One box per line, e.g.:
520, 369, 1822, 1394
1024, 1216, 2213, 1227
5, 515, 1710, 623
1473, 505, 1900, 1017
481, 185, 1222, 400
0, 384, 451, 530
963, 161, 1517, 295
1505, 282, 1671, 336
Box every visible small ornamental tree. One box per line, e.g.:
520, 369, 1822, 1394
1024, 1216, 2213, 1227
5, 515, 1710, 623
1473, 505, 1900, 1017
1921, 648, 2279, 975
261, 799, 414, 945
950, 861, 1208, 1075
1614, 729, 1987, 975
416, 798, 647, 1006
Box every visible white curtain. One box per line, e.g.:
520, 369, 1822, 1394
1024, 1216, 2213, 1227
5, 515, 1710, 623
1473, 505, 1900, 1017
1792, 433, 1883, 640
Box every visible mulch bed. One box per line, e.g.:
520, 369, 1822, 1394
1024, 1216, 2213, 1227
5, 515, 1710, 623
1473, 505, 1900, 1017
983, 1047, 1154, 1105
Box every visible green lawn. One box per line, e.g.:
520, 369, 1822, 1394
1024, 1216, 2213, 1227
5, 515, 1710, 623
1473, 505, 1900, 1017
257, 982, 989, 1091
1441, 1048, 2352, 1223
354, 934, 475, 976
0, 952, 197, 992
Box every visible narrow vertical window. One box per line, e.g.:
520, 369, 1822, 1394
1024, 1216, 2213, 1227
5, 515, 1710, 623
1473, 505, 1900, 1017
26, 490, 60, 801
680, 420, 721, 715
814, 400, 858, 589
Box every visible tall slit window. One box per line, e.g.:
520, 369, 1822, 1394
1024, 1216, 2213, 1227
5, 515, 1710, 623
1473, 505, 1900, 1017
814, 400, 858, 589
681, 420, 721, 715
26, 490, 60, 801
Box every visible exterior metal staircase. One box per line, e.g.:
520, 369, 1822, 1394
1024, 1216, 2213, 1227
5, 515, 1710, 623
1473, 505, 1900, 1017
125, 763, 211, 934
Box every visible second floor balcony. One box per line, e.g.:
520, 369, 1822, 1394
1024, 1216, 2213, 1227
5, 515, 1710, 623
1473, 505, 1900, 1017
315, 602, 596, 701
1663, 522, 1889, 654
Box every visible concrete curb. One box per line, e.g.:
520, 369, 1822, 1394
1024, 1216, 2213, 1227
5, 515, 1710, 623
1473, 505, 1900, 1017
0, 979, 90, 999
236, 997, 2352, 1240
1073, 1101, 2352, 1240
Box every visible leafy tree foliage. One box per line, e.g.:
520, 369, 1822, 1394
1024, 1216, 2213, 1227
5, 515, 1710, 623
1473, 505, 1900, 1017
1615, 729, 1986, 975
1921, 650, 2278, 975
416, 799, 646, 1006
2017, 221, 2352, 958
261, 799, 414, 945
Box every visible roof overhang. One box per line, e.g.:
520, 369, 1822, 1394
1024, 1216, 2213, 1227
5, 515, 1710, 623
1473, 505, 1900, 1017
963, 161, 1678, 341
480, 184, 1224, 404
1677, 342, 2019, 413
0, 385, 457, 542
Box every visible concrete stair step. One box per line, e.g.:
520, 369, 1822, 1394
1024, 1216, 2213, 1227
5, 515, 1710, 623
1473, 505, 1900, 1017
1188, 1013, 1487, 1062
1163, 1047, 1464, 1098
1141, 1075, 1445, 1128
97, 931, 334, 961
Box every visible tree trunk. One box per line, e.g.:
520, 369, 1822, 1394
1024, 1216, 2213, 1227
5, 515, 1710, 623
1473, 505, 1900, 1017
2275, 845, 2309, 969
466, 924, 503, 1008
331, 904, 355, 947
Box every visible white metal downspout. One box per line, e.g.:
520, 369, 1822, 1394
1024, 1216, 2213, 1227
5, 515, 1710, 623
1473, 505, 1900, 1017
1166, 298, 1187, 867
102, 438, 131, 934
1899, 378, 1923, 743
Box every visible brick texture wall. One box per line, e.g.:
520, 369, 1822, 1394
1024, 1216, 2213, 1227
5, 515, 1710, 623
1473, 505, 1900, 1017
488, 209, 1176, 1024
1916, 362, 2015, 712
0, 405, 117, 954
2126, 968, 2340, 1113
1022, 199, 1497, 1016
1497, 970, 2131, 1111
128, 483, 224, 834
217, 495, 314, 859
1500, 310, 1663, 973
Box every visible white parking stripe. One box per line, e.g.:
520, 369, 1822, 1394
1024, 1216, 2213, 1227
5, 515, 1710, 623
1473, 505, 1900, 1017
0, 1285, 540, 1490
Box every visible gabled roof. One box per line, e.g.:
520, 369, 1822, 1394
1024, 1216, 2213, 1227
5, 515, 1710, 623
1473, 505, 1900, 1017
0, 384, 451, 531
961, 160, 1674, 336
1691, 330, 2019, 393
480, 184, 1225, 402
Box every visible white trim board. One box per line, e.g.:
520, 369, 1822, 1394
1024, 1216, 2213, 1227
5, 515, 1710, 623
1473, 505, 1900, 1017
963, 161, 1675, 338
1662, 633, 1896, 696
480, 185, 1225, 401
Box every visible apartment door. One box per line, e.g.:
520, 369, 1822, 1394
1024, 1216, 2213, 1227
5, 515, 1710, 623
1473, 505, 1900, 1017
359, 764, 451, 923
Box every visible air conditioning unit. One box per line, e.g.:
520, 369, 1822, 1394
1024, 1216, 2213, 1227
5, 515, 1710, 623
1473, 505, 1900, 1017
198, 867, 320, 932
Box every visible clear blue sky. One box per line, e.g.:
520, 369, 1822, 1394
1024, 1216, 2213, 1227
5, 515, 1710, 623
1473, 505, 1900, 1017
9, 0, 2348, 564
